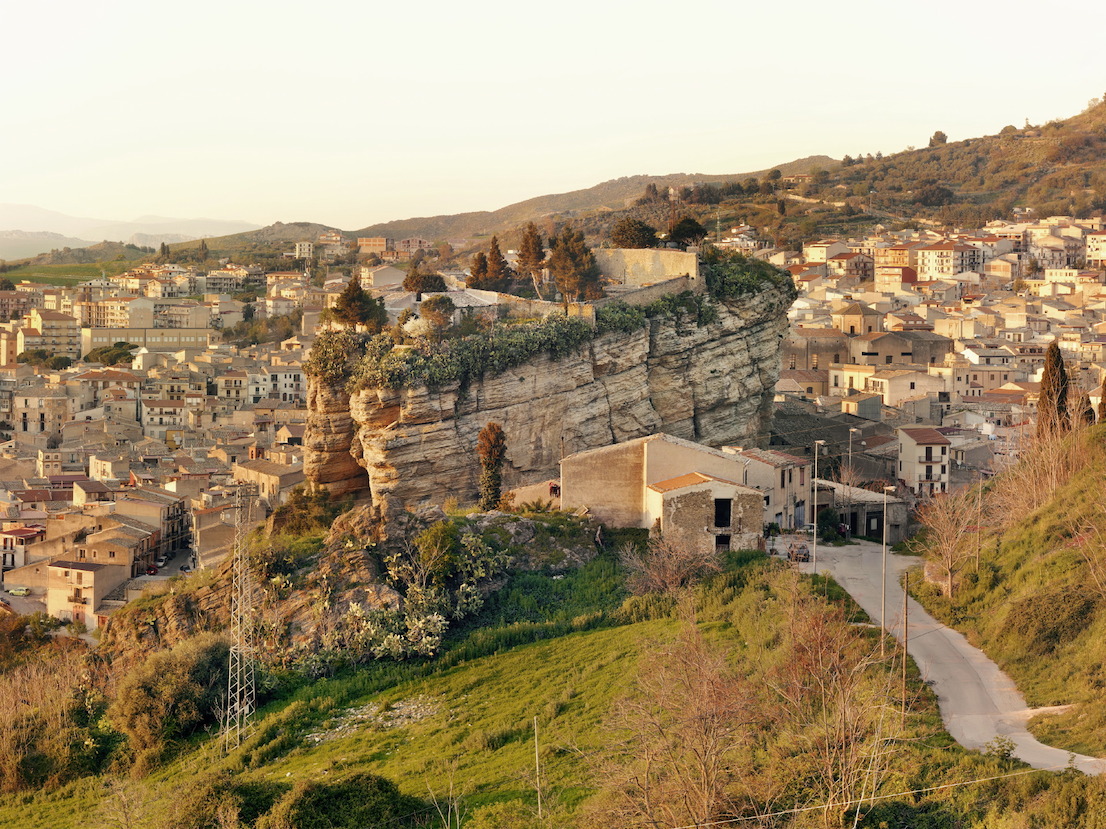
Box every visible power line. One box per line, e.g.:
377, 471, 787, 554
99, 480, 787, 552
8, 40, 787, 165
664, 763, 1072, 829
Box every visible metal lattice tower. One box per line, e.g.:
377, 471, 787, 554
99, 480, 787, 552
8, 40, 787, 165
224, 485, 257, 752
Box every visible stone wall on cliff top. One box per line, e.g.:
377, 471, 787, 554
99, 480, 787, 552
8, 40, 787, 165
305, 285, 791, 515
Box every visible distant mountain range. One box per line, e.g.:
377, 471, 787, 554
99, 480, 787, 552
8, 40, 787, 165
0, 204, 261, 260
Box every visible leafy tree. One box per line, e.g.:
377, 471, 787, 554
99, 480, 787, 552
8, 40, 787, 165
611, 218, 658, 249
45, 355, 71, 370
419, 295, 455, 342
929, 130, 948, 147
85, 341, 138, 366
915, 185, 954, 207
669, 216, 708, 248
0, 277, 14, 291
402, 260, 447, 293
516, 222, 546, 297
548, 225, 602, 303
476, 421, 507, 510
766, 168, 782, 181
1037, 341, 1070, 440
16, 349, 49, 366
635, 182, 664, 205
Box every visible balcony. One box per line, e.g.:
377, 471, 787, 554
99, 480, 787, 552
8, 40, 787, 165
917, 455, 943, 464
67, 594, 88, 605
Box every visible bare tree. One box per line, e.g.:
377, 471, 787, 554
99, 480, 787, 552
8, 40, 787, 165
619, 537, 722, 598
987, 422, 1100, 536
1066, 505, 1106, 602
916, 491, 976, 598
768, 584, 903, 828
590, 622, 761, 828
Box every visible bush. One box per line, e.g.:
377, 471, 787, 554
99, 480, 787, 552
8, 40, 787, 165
107, 633, 230, 771
1004, 588, 1098, 656
257, 772, 425, 829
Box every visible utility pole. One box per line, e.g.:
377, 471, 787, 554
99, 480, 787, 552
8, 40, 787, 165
881, 485, 894, 658
224, 484, 258, 752
812, 439, 826, 575
534, 716, 542, 821
901, 571, 909, 728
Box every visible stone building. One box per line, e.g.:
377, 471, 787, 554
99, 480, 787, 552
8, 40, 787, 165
560, 433, 764, 551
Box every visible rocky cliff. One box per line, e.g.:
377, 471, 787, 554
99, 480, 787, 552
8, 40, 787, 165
305, 284, 791, 516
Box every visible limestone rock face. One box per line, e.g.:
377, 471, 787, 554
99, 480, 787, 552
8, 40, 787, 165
307, 286, 791, 516
305, 378, 370, 497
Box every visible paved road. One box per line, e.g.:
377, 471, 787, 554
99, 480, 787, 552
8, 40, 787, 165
786, 536, 1106, 775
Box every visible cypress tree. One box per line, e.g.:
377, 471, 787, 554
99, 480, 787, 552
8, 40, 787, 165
1036, 341, 1070, 440
477, 422, 507, 510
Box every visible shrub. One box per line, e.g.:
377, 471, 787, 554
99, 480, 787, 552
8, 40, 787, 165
107, 633, 230, 771
257, 772, 425, 829
1004, 588, 1098, 656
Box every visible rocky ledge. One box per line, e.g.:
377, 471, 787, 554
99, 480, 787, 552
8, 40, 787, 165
306, 284, 791, 517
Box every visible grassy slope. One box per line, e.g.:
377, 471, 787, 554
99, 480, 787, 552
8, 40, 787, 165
0, 550, 961, 828
912, 427, 1106, 754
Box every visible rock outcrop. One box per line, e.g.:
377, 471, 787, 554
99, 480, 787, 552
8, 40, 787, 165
306, 285, 791, 516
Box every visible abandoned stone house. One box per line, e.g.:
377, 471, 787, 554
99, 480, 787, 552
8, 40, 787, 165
560, 433, 763, 552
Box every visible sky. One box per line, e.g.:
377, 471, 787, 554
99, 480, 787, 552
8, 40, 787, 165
2, 0, 1105, 231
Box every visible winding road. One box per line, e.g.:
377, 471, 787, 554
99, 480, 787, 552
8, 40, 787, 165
788, 537, 1106, 775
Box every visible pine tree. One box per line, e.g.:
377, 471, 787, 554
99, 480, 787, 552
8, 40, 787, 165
1036, 341, 1070, 439
332, 278, 387, 331
485, 236, 511, 292
468, 252, 489, 289
476, 422, 507, 510
548, 226, 601, 304
517, 223, 546, 299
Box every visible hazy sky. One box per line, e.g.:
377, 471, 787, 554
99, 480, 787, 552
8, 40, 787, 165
3, 0, 1104, 230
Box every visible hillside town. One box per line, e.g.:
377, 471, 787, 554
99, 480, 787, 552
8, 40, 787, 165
0, 214, 1101, 629
754, 214, 1106, 497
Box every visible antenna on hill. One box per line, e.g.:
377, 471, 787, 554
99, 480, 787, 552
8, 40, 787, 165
224, 482, 258, 752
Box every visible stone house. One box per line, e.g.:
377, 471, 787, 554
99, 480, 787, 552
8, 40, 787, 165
646, 473, 762, 555
560, 433, 764, 552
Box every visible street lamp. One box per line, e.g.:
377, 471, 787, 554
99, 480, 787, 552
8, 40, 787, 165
881, 485, 895, 657
847, 427, 859, 538
812, 439, 826, 574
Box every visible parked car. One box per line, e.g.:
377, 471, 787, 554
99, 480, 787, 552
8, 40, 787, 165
179, 563, 192, 573
155, 557, 168, 568
7, 587, 30, 597
145, 565, 159, 576
788, 544, 811, 563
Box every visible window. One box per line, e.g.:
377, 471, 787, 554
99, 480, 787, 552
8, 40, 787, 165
886, 355, 892, 364
714, 499, 732, 529
715, 534, 732, 553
